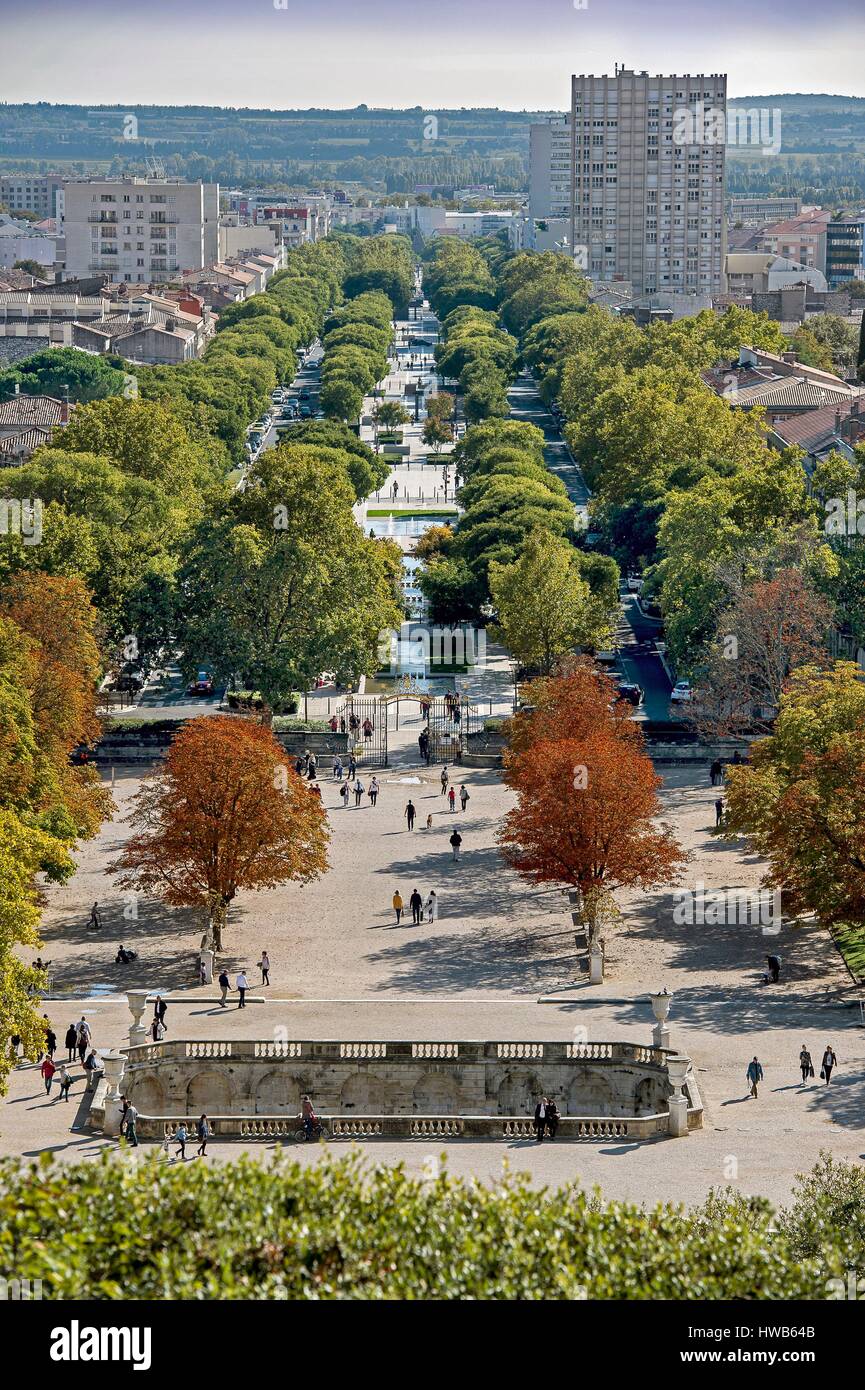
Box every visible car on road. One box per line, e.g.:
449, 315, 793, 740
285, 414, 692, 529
617, 682, 644, 706
299, 388, 311, 400
594, 649, 618, 666
670, 680, 694, 704
186, 670, 215, 697
299, 404, 312, 418
626, 574, 643, 592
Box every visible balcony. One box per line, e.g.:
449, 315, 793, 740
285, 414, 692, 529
149, 213, 179, 224
88, 213, 118, 223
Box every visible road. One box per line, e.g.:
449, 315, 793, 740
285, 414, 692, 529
260, 340, 324, 453
506, 374, 590, 508
614, 591, 673, 723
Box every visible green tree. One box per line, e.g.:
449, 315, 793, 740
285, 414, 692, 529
489, 530, 612, 674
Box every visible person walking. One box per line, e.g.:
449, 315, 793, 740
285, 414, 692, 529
45, 1024, 57, 1060
307, 754, 317, 781
821, 1045, 838, 1084
425, 890, 438, 923
714, 797, 724, 827
89, 901, 103, 931
196, 1114, 209, 1158
747, 1056, 764, 1098
534, 1097, 548, 1143
218, 968, 230, 1008
369, 775, 380, 807
57, 1064, 72, 1103
799, 1045, 814, 1085
440, 765, 449, 796
331, 756, 342, 780
122, 1099, 139, 1147
173, 1121, 188, 1161
409, 888, 423, 926
340, 781, 350, 808
710, 758, 722, 787
766, 953, 781, 984
64, 1023, 78, 1062
449, 829, 462, 862
348, 754, 357, 780
353, 777, 365, 807
76, 1017, 91, 1065
259, 951, 270, 986
41, 1055, 56, 1095
392, 890, 404, 925
404, 799, 416, 831
447, 785, 456, 812
236, 970, 249, 1008
150, 1016, 165, 1044
459, 785, 469, 813
153, 996, 168, 1031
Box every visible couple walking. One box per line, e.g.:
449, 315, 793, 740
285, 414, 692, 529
393, 887, 438, 925
747, 1044, 838, 1098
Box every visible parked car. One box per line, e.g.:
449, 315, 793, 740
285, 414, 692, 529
626, 574, 643, 592
299, 388, 311, 401
617, 682, 644, 706
299, 404, 312, 418
594, 649, 618, 666
186, 670, 215, 697
670, 680, 693, 704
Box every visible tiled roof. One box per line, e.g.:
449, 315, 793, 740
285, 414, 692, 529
0, 424, 53, 455
735, 378, 855, 409
771, 399, 861, 449
0, 394, 65, 426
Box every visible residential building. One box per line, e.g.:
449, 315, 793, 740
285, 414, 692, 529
727, 195, 802, 226
569, 68, 727, 296
0, 393, 71, 464
751, 285, 852, 325
768, 396, 865, 470
218, 221, 279, 261
701, 346, 863, 426
757, 212, 830, 275
825, 219, 865, 287
0, 214, 57, 272
529, 118, 572, 220
62, 178, 220, 284
0, 175, 65, 220
724, 252, 828, 297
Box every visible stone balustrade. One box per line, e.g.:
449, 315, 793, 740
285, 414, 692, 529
125, 1039, 669, 1066
132, 1111, 673, 1142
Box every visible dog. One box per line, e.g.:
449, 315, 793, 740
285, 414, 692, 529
426, 813, 433, 829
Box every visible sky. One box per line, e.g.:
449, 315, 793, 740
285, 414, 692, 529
1, 0, 863, 108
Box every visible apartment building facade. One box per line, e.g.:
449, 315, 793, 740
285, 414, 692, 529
0, 175, 65, 220
528, 118, 572, 220
63, 178, 219, 283
728, 194, 802, 226
569, 69, 726, 296
825, 219, 865, 287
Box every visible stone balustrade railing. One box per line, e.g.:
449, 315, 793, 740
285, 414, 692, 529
125, 1039, 670, 1067
132, 1111, 673, 1142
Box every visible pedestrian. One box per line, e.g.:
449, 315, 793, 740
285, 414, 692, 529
409, 888, 423, 925
259, 951, 270, 986
447, 786, 456, 812
710, 758, 722, 787
9, 1035, 21, 1063
311, 782, 321, 799
440, 765, 449, 795
425, 889, 438, 923
57, 1064, 72, 1102
294, 756, 304, 776
534, 1096, 548, 1143
173, 1121, 188, 1161
41, 1055, 56, 1094
714, 797, 723, 827
405, 799, 416, 831
340, 781, 350, 807
236, 970, 248, 1008
218, 968, 230, 1008
392, 890, 404, 924
340, 716, 347, 734
307, 755, 317, 781
362, 718, 373, 742
332, 756, 341, 779
353, 777, 365, 807
44, 1023, 57, 1060
150, 1017, 164, 1043
459, 785, 469, 812
369, 775, 380, 806
196, 1114, 209, 1158
76, 1016, 91, 1064
84, 1048, 102, 1090
747, 1056, 763, 1098
545, 1098, 560, 1140
766, 953, 781, 984
821, 1044, 838, 1084
799, 1045, 814, 1085
329, 715, 338, 733
154, 996, 168, 1030
449, 829, 462, 862
122, 1099, 139, 1147
89, 901, 103, 931
348, 754, 357, 780
64, 1023, 78, 1062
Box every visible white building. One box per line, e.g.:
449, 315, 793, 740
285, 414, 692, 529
62, 178, 219, 284
569, 69, 727, 297
529, 119, 572, 220
724, 252, 828, 297
0, 215, 57, 271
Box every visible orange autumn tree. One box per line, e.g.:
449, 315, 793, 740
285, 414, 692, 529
112, 715, 329, 951
499, 661, 686, 945
0, 571, 110, 837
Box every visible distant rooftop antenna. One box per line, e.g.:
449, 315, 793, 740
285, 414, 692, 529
145, 155, 167, 181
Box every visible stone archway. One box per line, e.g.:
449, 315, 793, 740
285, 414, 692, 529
497, 1070, 543, 1116
255, 1070, 305, 1115
412, 1071, 461, 1114
130, 1074, 166, 1115
340, 1071, 386, 1112
567, 1069, 616, 1117
186, 1070, 232, 1114
634, 1074, 666, 1116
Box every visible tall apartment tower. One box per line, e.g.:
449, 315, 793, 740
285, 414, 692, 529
529, 119, 572, 220
569, 69, 727, 297
62, 178, 220, 283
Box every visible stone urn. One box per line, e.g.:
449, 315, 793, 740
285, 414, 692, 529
100, 1051, 127, 1135
649, 988, 673, 1050
125, 989, 151, 1050
666, 1054, 690, 1138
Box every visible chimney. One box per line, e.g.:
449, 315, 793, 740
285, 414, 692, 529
835, 410, 842, 434
782, 352, 797, 364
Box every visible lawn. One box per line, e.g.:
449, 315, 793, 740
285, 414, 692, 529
830, 923, 865, 982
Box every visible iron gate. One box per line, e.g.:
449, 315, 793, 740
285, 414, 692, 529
337, 696, 388, 768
